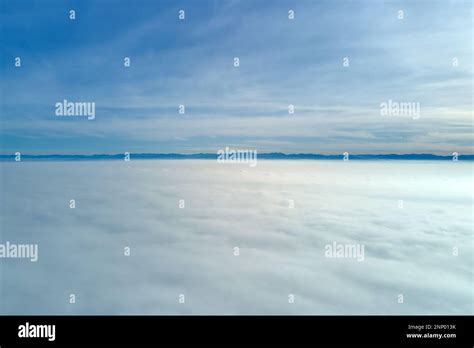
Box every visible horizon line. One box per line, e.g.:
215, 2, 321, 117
0, 152, 472, 161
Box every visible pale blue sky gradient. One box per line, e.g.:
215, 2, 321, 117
1, 0, 472, 154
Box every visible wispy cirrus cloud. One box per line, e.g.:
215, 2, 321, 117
1, 0, 472, 154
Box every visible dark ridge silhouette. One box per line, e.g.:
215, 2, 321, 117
0, 153, 472, 161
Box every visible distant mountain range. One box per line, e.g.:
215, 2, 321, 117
0, 153, 472, 161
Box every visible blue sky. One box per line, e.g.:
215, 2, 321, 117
0, 0, 472, 154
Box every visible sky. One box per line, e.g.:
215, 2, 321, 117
0, 0, 472, 155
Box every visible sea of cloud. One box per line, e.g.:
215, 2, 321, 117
0, 160, 472, 314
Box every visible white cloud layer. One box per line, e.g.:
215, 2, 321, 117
0, 160, 472, 314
